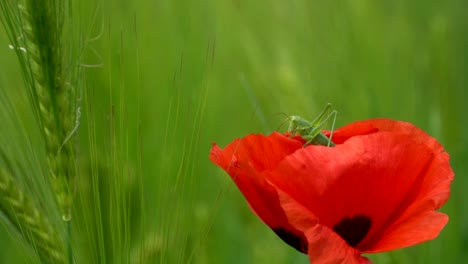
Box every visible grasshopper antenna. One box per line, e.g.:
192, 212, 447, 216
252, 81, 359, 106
273, 112, 291, 131
240, 74, 270, 133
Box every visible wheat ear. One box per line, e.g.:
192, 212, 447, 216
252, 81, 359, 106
0, 166, 65, 263
19, 0, 77, 221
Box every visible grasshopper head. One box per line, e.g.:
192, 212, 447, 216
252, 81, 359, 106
287, 115, 311, 134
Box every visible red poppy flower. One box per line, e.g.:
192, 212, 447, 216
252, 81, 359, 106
209, 118, 453, 264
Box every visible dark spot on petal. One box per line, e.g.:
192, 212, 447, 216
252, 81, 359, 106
273, 228, 308, 253
332, 215, 372, 247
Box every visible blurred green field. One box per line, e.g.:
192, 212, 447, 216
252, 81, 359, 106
0, 0, 467, 263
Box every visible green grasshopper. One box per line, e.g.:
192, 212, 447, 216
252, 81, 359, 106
287, 103, 337, 147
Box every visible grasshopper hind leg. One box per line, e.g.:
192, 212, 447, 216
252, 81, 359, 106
303, 107, 337, 147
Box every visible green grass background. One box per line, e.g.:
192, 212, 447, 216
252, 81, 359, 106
0, 0, 467, 263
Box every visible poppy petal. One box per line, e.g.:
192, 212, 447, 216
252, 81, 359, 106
361, 151, 453, 252
324, 121, 378, 144
364, 211, 448, 253
275, 188, 371, 264
209, 133, 309, 252
305, 225, 372, 264
334, 119, 454, 252
267, 131, 451, 253
326, 118, 444, 153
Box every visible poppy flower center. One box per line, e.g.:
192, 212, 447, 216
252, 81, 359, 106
332, 215, 372, 247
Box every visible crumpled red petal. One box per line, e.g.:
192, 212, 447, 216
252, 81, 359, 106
322, 118, 453, 251
326, 118, 444, 154
270, 133, 450, 252
209, 133, 309, 252
269, 119, 453, 254
210, 118, 453, 264
275, 188, 371, 264
305, 225, 372, 264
